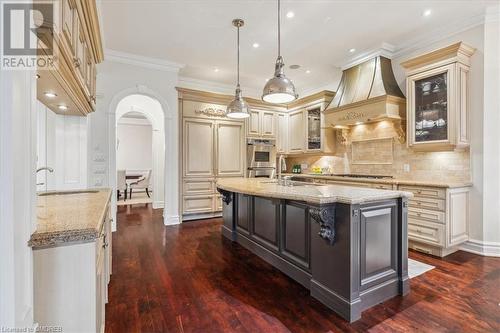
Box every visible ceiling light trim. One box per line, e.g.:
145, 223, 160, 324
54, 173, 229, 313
105, 49, 185, 72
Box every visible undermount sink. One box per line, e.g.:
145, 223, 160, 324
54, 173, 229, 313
38, 190, 99, 196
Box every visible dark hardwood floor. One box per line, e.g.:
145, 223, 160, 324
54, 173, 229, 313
106, 204, 500, 333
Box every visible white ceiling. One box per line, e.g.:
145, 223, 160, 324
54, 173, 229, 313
100, 0, 491, 96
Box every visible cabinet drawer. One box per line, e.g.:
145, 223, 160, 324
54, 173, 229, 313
399, 185, 446, 199
183, 179, 214, 195
371, 183, 394, 190
183, 195, 214, 214
408, 207, 445, 224
408, 220, 444, 246
409, 197, 445, 211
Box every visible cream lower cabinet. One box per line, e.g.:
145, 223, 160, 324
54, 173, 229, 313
34, 203, 112, 333
293, 176, 470, 257
399, 185, 470, 257
183, 118, 245, 220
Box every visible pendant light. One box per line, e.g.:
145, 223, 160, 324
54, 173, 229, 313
226, 19, 250, 119
262, 0, 298, 104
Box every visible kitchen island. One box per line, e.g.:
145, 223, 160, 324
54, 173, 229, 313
216, 178, 412, 322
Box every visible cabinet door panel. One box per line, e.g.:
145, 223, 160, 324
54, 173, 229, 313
277, 113, 288, 153
61, 0, 76, 56
183, 119, 214, 177
216, 121, 244, 177
252, 197, 279, 250
247, 110, 261, 137
288, 110, 305, 153
261, 111, 276, 138
281, 203, 309, 269
236, 193, 251, 234
360, 202, 397, 291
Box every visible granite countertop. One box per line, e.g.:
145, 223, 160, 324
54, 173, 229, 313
216, 178, 412, 205
283, 173, 472, 188
29, 188, 112, 249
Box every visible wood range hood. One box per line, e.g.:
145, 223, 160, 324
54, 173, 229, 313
324, 56, 406, 132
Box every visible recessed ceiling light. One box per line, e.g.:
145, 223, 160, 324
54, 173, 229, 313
44, 92, 57, 98
423, 9, 432, 17
58, 105, 68, 111
306, 70, 311, 74
265, 78, 269, 82
213, 67, 219, 72
349, 48, 356, 53
289, 64, 301, 69
286, 11, 294, 19
252, 42, 259, 48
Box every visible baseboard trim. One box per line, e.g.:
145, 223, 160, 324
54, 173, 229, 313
460, 239, 500, 257
164, 215, 180, 226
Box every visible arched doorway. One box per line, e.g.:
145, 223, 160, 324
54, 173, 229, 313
107, 85, 179, 230
116, 98, 165, 207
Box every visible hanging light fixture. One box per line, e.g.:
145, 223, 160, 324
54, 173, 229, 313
226, 19, 250, 119
262, 0, 298, 104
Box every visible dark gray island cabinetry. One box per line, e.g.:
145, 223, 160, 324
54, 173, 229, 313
216, 178, 412, 322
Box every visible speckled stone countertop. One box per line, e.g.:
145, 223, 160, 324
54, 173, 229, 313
282, 173, 472, 188
29, 188, 111, 249
216, 178, 412, 205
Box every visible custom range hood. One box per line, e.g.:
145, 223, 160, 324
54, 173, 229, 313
324, 56, 406, 128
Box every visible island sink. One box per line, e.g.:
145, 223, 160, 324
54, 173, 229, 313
216, 178, 412, 322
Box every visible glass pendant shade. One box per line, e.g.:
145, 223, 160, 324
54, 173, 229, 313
227, 85, 250, 119
262, 56, 298, 103
226, 18, 250, 119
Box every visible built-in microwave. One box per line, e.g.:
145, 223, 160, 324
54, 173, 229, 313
246, 139, 276, 177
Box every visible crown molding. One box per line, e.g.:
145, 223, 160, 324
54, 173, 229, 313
341, 43, 396, 70
177, 76, 261, 99
104, 49, 185, 72
392, 12, 486, 59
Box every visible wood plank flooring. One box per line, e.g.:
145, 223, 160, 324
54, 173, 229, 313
106, 204, 500, 333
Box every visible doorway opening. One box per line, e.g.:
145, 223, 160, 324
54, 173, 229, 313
115, 94, 165, 208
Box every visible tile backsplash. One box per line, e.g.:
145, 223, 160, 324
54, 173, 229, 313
286, 121, 470, 182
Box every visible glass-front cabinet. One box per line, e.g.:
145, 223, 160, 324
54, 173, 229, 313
306, 108, 321, 150
403, 42, 475, 151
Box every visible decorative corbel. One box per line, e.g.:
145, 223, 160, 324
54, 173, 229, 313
309, 206, 336, 245
217, 188, 232, 205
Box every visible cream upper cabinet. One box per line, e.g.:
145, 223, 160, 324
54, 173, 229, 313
401, 42, 475, 151
261, 111, 276, 138
247, 110, 276, 139
183, 119, 215, 177
288, 109, 305, 153
277, 113, 288, 153
247, 110, 261, 137
216, 121, 245, 177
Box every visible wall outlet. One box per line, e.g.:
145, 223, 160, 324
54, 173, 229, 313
301, 163, 308, 170
403, 164, 410, 173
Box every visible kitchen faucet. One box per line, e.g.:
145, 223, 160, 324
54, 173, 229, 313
277, 155, 291, 185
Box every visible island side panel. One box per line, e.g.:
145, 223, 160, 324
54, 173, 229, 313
219, 190, 236, 241
310, 203, 360, 322
398, 197, 410, 295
